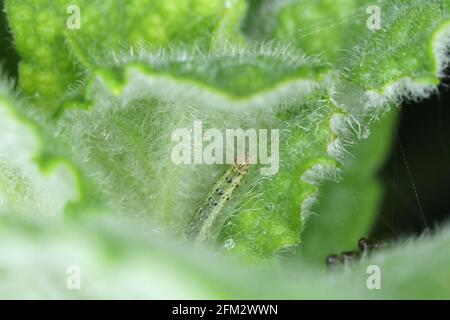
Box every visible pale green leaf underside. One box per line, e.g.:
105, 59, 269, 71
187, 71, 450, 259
1, 215, 449, 299
0, 80, 81, 218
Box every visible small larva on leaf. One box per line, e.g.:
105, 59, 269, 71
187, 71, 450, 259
186, 157, 251, 245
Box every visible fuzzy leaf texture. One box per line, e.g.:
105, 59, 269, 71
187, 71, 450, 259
53, 46, 335, 262
0, 0, 449, 297
0, 78, 101, 219
5, 0, 247, 107
4, 0, 450, 262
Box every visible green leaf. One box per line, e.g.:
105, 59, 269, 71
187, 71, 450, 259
340, 0, 450, 106
46, 45, 343, 262
4, 0, 247, 106
0, 215, 259, 299
34, 0, 450, 262
1, 214, 449, 298
2, 0, 450, 267
296, 0, 450, 263
0, 74, 101, 218
0, 0, 450, 299
297, 108, 398, 263
244, 0, 378, 63
0, 81, 75, 217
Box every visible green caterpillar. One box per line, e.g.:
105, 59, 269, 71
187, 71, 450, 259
186, 160, 251, 245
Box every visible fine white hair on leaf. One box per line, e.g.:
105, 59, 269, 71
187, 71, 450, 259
56, 6, 450, 258
433, 23, 450, 78
300, 192, 319, 225
119, 69, 322, 112
103, 42, 321, 69
0, 75, 81, 219
365, 79, 438, 111
92, 42, 329, 113
301, 163, 342, 187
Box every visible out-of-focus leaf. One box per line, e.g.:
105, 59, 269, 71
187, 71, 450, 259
0, 215, 449, 299
0, 75, 101, 218
0, 0, 18, 77
47, 45, 342, 262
